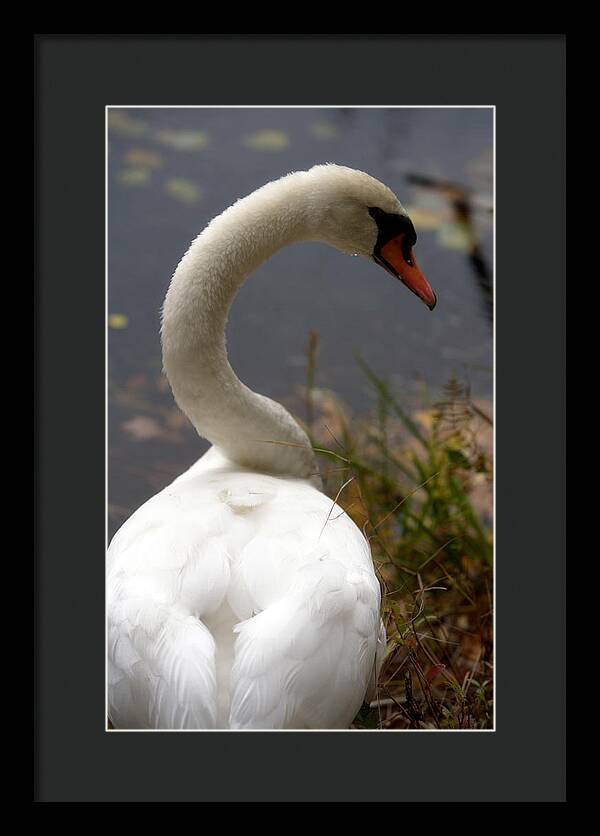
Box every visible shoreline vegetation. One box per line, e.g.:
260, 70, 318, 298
300, 332, 493, 730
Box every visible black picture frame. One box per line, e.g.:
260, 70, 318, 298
35, 34, 566, 803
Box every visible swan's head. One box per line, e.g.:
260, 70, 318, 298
304, 164, 437, 310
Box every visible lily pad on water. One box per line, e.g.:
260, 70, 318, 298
108, 313, 129, 329
117, 168, 151, 186
108, 110, 150, 137
311, 121, 338, 141
243, 129, 290, 151
165, 178, 202, 205
155, 129, 209, 151
438, 222, 475, 252
125, 148, 163, 169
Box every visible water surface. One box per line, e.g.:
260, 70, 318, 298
108, 107, 493, 538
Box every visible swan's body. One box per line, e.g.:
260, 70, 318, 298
107, 165, 435, 729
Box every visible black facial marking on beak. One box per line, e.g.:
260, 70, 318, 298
368, 206, 417, 255
369, 206, 437, 311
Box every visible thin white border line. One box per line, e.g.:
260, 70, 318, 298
105, 104, 496, 733
108, 105, 494, 109
102, 727, 495, 734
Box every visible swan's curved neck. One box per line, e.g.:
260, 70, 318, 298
161, 173, 318, 480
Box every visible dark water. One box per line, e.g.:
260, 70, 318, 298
108, 107, 493, 538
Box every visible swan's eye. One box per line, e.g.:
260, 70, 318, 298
368, 207, 417, 253
402, 239, 414, 267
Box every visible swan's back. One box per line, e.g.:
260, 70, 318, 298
107, 450, 384, 729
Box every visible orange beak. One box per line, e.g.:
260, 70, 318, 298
375, 234, 437, 310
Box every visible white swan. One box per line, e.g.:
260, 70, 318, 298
107, 164, 436, 730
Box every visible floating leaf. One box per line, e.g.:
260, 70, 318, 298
165, 178, 201, 205
155, 129, 209, 151
438, 222, 475, 252
125, 148, 162, 169
243, 129, 289, 151
117, 168, 150, 186
108, 313, 129, 329
107, 110, 149, 137
311, 121, 338, 141
122, 415, 163, 441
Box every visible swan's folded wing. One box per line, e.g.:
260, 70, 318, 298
107, 515, 232, 730
108, 597, 218, 729
229, 553, 381, 729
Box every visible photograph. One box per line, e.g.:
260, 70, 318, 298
106, 105, 495, 732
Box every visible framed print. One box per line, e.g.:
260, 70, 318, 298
35, 34, 565, 802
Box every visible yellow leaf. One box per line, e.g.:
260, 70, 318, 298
108, 313, 129, 329
311, 121, 338, 141
438, 222, 475, 252
155, 129, 209, 151
165, 178, 201, 205
125, 148, 162, 169
117, 168, 150, 186
108, 110, 149, 137
243, 129, 289, 151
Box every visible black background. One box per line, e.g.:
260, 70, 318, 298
35, 34, 566, 803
